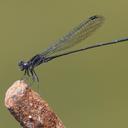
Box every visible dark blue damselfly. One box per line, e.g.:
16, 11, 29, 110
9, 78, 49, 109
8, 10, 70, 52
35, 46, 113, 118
18, 15, 128, 81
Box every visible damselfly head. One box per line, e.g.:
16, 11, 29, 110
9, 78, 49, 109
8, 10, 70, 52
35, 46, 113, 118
18, 61, 29, 71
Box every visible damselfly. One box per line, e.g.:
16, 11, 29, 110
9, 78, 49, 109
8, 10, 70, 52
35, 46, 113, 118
18, 15, 128, 81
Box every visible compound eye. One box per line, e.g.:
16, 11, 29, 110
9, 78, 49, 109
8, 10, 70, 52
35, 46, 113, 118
18, 60, 25, 71
18, 61, 23, 66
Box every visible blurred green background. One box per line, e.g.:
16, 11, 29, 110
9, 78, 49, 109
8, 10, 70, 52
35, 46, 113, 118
0, 0, 128, 128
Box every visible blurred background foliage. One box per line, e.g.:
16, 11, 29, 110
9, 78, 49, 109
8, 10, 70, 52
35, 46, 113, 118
0, 0, 128, 128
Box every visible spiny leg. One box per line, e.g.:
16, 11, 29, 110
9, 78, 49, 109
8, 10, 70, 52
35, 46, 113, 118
33, 69, 39, 82
21, 70, 27, 80
24, 70, 26, 75
33, 69, 39, 92
30, 69, 36, 81
26, 69, 30, 76
21, 70, 30, 81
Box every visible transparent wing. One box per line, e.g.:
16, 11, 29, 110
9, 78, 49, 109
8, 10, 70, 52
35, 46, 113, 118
42, 15, 104, 57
